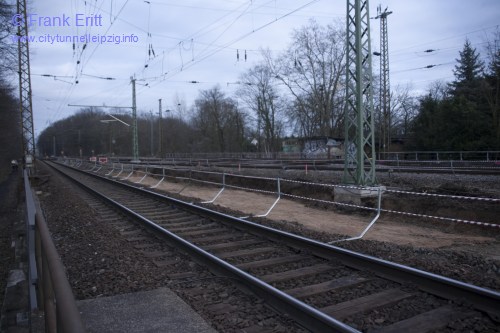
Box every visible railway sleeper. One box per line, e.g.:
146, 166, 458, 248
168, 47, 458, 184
46, 161, 500, 333
371, 305, 476, 333
320, 288, 414, 319
260, 264, 337, 284
285, 275, 372, 299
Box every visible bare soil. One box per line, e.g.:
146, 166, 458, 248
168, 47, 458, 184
128, 173, 500, 262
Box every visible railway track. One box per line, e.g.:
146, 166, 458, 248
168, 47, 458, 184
121, 157, 500, 175
44, 161, 500, 332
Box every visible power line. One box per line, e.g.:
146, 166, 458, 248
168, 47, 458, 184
391, 61, 456, 74
147, 0, 321, 88
140, 0, 258, 75
389, 25, 498, 56
47, 0, 131, 123
102, 0, 322, 111
40, 0, 327, 120
77, 0, 131, 77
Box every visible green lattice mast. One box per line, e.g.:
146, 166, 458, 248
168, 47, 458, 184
17, 0, 36, 161
343, 0, 377, 186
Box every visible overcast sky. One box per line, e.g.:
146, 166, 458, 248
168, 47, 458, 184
10, 0, 500, 136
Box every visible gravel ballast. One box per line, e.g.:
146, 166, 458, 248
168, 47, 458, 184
3, 162, 498, 332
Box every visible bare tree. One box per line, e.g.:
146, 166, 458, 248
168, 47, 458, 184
264, 19, 346, 138
192, 86, 245, 152
389, 84, 419, 138
171, 93, 189, 120
0, 0, 18, 74
0, 78, 21, 168
236, 64, 286, 153
427, 80, 450, 101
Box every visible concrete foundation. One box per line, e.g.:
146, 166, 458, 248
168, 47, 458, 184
77, 288, 217, 333
334, 185, 386, 206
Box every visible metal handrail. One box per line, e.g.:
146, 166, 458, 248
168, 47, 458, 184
24, 170, 86, 332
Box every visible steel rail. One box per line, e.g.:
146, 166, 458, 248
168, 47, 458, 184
46, 161, 359, 333
48, 161, 500, 321
161, 161, 500, 175
143, 185, 500, 318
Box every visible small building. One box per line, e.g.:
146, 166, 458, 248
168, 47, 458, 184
282, 138, 301, 153
282, 136, 344, 159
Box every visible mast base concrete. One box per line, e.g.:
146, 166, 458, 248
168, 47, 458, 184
334, 186, 386, 206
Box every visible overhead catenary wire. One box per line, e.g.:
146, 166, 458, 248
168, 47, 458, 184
104, 0, 323, 109
135, 0, 255, 74
178, 0, 320, 72
48, 0, 131, 122
389, 24, 498, 56
390, 61, 456, 74
137, 0, 314, 81
56, 0, 324, 91
142, 0, 321, 91
77, 0, 131, 76
61, 0, 262, 111
74, 0, 108, 81
39, 2, 500, 133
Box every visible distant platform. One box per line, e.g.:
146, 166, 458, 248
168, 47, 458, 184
77, 288, 217, 333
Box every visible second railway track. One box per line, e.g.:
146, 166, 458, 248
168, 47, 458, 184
43, 161, 500, 332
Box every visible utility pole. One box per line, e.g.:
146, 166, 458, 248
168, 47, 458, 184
375, 5, 393, 155
131, 77, 139, 162
149, 111, 154, 156
343, 0, 377, 186
17, 0, 35, 163
158, 98, 162, 157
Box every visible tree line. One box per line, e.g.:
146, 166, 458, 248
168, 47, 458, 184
0, 77, 21, 170
23, 19, 500, 157
0, 0, 22, 173
408, 36, 500, 151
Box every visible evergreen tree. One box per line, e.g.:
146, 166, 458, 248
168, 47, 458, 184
409, 39, 497, 151
447, 39, 492, 149
409, 94, 440, 150
449, 39, 484, 99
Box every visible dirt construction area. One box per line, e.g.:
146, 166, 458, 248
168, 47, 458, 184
124, 170, 500, 262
